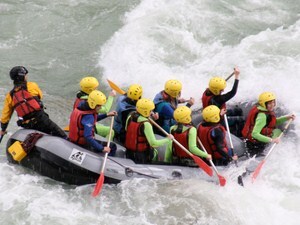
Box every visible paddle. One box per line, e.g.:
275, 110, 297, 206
223, 114, 238, 166
0, 135, 4, 144
251, 119, 293, 182
197, 137, 226, 186
92, 116, 115, 197
225, 72, 235, 81
107, 79, 126, 95
148, 118, 213, 177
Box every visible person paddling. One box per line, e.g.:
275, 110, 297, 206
201, 68, 243, 136
153, 79, 195, 134
69, 90, 117, 155
73, 76, 116, 139
242, 92, 295, 156
0, 66, 67, 139
125, 98, 173, 164
164, 106, 212, 165
197, 105, 238, 166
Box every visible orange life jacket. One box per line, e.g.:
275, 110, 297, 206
69, 108, 97, 145
125, 112, 150, 152
11, 86, 41, 118
242, 106, 276, 142
171, 124, 192, 158
197, 123, 228, 159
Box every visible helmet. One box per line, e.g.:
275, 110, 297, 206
88, 90, 107, 109
127, 84, 143, 101
202, 105, 220, 123
174, 106, 192, 124
136, 98, 155, 117
258, 92, 276, 108
10, 66, 28, 81
209, 77, 227, 95
164, 79, 182, 98
79, 77, 99, 94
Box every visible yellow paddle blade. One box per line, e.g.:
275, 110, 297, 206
63, 125, 70, 132
107, 79, 126, 95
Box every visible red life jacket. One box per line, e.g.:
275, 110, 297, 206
125, 112, 150, 152
12, 86, 41, 118
73, 98, 82, 110
171, 124, 192, 158
197, 123, 228, 159
242, 106, 276, 142
69, 108, 97, 145
201, 89, 226, 110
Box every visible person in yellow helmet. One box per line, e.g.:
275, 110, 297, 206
73, 76, 117, 139
113, 84, 144, 144
242, 92, 295, 155
69, 90, 117, 155
153, 79, 195, 134
124, 98, 173, 164
0, 66, 67, 140
197, 105, 238, 165
164, 106, 212, 165
201, 67, 243, 136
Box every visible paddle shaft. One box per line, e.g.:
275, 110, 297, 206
225, 72, 235, 81
92, 116, 114, 196
223, 114, 238, 167
0, 135, 3, 144
197, 137, 226, 186
252, 119, 293, 181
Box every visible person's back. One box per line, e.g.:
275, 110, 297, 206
125, 98, 172, 164
69, 90, 116, 156
197, 105, 237, 166
114, 84, 143, 143
153, 79, 194, 134
164, 106, 211, 165
0, 66, 67, 139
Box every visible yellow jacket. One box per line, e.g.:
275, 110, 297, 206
0, 82, 43, 126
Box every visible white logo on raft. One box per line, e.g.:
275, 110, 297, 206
69, 148, 86, 165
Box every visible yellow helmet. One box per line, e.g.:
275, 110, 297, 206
164, 79, 182, 98
209, 77, 227, 95
258, 92, 276, 108
174, 106, 192, 124
127, 84, 143, 101
88, 90, 107, 109
80, 77, 99, 94
136, 98, 155, 117
202, 105, 220, 123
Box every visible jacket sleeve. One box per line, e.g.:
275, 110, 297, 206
0, 93, 14, 130
143, 121, 171, 147
82, 114, 104, 151
188, 127, 208, 158
97, 96, 114, 114
211, 127, 231, 160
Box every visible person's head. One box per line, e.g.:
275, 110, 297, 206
136, 98, 155, 117
258, 92, 276, 111
202, 105, 221, 123
174, 106, 192, 124
208, 77, 226, 95
87, 90, 107, 110
127, 84, 143, 101
164, 79, 182, 98
80, 77, 99, 94
10, 66, 28, 82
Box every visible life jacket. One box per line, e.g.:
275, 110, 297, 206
241, 105, 276, 142
69, 108, 97, 145
11, 85, 41, 118
197, 123, 228, 159
201, 89, 226, 110
114, 95, 136, 134
125, 112, 150, 152
171, 124, 192, 158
